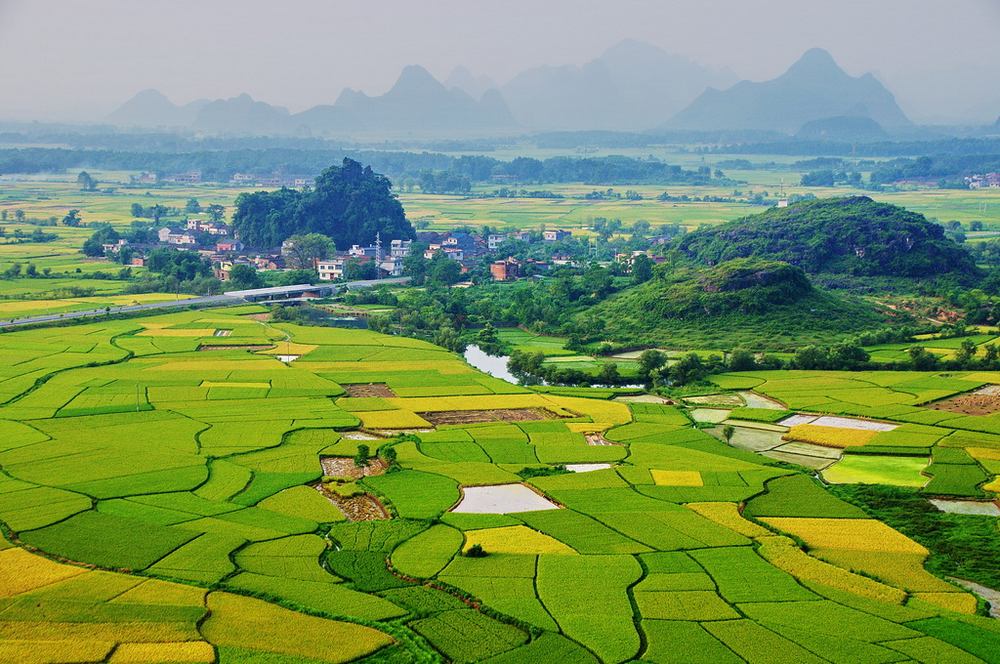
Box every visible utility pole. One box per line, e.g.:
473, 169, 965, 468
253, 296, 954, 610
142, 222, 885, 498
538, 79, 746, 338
375, 232, 382, 280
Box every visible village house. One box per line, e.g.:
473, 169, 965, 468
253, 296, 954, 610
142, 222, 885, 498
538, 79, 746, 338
101, 238, 129, 254
379, 257, 405, 277
348, 244, 378, 258
966, 173, 1000, 189
157, 227, 196, 246
487, 233, 508, 250
543, 229, 571, 242
130, 171, 158, 185
490, 257, 520, 281
511, 230, 534, 243
251, 255, 283, 270
316, 258, 347, 281
165, 170, 202, 184
389, 239, 412, 257
216, 240, 242, 253
443, 232, 480, 256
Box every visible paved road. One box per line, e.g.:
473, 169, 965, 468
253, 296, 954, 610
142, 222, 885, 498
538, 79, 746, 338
0, 277, 411, 330
0, 294, 244, 330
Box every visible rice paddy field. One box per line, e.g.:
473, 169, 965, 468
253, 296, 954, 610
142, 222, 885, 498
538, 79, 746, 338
0, 307, 999, 662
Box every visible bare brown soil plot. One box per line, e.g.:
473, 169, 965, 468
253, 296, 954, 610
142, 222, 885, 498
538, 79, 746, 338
321, 456, 390, 480
418, 407, 562, 425
586, 433, 620, 447
317, 456, 391, 521
929, 385, 1000, 416
316, 485, 389, 521
343, 383, 398, 398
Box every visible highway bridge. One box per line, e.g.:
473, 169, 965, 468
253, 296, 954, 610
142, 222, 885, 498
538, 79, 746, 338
0, 277, 410, 330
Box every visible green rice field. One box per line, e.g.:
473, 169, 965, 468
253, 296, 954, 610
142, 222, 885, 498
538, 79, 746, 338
0, 306, 998, 662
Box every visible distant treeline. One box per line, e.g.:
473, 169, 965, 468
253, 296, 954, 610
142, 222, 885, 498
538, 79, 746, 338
706, 137, 1000, 158
869, 154, 1000, 185
0, 148, 728, 186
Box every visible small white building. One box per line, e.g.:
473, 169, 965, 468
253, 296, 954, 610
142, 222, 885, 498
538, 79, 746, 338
316, 258, 346, 281
390, 239, 412, 257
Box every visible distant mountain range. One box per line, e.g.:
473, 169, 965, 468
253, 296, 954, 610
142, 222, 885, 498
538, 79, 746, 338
108, 65, 513, 136
668, 48, 910, 132
495, 39, 737, 131
106, 44, 911, 136
106, 89, 209, 128
295, 65, 513, 134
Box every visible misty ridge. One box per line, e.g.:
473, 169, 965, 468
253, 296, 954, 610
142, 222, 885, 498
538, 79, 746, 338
104, 40, 918, 139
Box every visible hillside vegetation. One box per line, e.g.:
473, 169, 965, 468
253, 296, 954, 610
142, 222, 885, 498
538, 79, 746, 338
675, 196, 978, 281
587, 259, 892, 350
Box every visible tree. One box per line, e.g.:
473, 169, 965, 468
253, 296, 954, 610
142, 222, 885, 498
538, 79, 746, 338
228, 264, 263, 290
403, 248, 429, 285
908, 347, 940, 371
631, 254, 653, 284
476, 323, 499, 348
954, 339, 978, 365
638, 349, 666, 378
61, 209, 82, 227
728, 348, 757, 372
793, 345, 828, 370
984, 343, 999, 368
427, 253, 461, 286
76, 171, 97, 191
581, 265, 612, 298
353, 444, 370, 468
830, 341, 869, 369
185, 198, 202, 213
206, 204, 225, 222
344, 258, 379, 281
380, 445, 397, 465
722, 425, 735, 443
82, 224, 120, 257
598, 362, 621, 385
130, 203, 144, 218
670, 353, 706, 386
14, 209, 25, 222
283, 233, 335, 270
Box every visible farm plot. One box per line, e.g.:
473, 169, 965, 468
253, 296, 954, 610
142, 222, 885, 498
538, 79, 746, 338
0, 309, 996, 662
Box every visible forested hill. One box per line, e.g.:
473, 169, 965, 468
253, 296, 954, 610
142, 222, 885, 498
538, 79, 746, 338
675, 196, 978, 280
232, 158, 414, 249
585, 259, 890, 350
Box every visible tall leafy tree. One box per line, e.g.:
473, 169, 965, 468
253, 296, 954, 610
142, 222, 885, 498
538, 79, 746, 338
283, 233, 335, 269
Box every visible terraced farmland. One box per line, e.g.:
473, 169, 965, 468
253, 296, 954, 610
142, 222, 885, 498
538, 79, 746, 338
1, 310, 999, 662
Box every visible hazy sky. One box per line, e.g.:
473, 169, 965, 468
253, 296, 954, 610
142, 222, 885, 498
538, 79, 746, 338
1, 0, 998, 124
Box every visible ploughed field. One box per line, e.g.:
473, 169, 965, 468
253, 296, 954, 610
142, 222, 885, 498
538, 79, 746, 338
0, 307, 999, 663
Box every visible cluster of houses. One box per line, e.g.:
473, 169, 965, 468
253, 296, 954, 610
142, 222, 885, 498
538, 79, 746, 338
127, 171, 313, 188
966, 173, 1000, 189
114, 219, 660, 285
230, 173, 312, 188
314, 239, 412, 281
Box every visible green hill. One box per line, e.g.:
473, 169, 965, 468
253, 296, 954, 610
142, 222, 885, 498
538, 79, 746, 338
675, 196, 978, 281
586, 259, 894, 350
